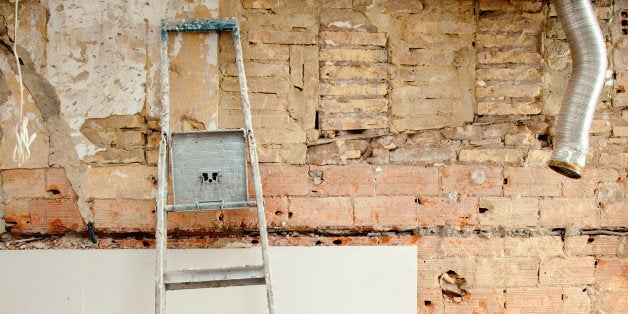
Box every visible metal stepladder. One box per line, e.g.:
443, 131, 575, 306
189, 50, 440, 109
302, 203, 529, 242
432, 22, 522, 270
155, 18, 276, 314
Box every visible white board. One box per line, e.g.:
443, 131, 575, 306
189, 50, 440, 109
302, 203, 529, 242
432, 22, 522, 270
0, 246, 416, 314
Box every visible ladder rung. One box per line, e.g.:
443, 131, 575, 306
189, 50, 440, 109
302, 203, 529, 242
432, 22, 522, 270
165, 201, 257, 212
164, 266, 265, 290
162, 18, 237, 33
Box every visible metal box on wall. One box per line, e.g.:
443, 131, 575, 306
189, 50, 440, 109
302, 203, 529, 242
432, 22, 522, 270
170, 129, 249, 205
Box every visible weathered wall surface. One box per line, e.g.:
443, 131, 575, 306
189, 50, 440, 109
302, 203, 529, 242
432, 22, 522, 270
0, 0, 627, 312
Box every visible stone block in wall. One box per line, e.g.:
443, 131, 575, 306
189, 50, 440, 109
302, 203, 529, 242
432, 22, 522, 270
475, 257, 539, 287
248, 31, 317, 45
83, 166, 157, 199
440, 165, 503, 196
444, 289, 505, 313
459, 149, 523, 164
505, 236, 564, 257
354, 196, 418, 229
564, 235, 622, 256
562, 287, 591, 313
287, 196, 353, 229
320, 31, 387, 46
539, 198, 599, 228
305, 140, 369, 165
309, 165, 374, 196
503, 167, 564, 197
417, 257, 476, 289
540, 257, 596, 286
416, 196, 478, 227
248, 44, 290, 61
320, 48, 387, 63
477, 197, 539, 227
505, 288, 562, 313
477, 101, 541, 115
1, 168, 47, 200
319, 112, 389, 130
374, 166, 440, 196
390, 147, 456, 165
93, 199, 155, 232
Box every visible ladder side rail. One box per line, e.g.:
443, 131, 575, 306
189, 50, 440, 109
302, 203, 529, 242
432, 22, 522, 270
232, 25, 277, 314
155, 25, 172, 314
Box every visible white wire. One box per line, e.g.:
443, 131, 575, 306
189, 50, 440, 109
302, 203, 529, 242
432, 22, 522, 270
10, 0, 36, 167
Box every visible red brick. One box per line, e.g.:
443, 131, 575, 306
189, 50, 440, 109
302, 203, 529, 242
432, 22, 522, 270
417, 289, 444, 313
505, 236, 563, 257
505, 288, 562, 313
476, 257, 539, 287
601, 201, 628, 228
440, 165, 503, 196
443, 288, 505, 313
503, 167, 563, 197
564, 235, 621, 256
374, 165, 439, 195
539, 198, 598, 227
46, 167, 77, 198
309, 165, 374, 196
595, 259, 628, 288
28, 198, 84, 234
288, 197, 353, 228
93, 199, 155, 232
3, 199, 30, 232
562, 168, 620, 197
1, 168, 47, 199
259, 164, 308, 196
221, 197, 289, 229
540, 257, 595, 286
354, 196, 417, 229
416, 196, 478, 227
168, 211, 222, 231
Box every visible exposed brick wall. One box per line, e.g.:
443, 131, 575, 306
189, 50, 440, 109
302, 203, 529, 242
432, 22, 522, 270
0, 0, 627, 312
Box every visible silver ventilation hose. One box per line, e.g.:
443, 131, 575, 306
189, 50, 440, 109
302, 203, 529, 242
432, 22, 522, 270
548, 0, 607, 179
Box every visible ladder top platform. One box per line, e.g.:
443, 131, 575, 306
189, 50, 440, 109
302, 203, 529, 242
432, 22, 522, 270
161, 18, 238, 37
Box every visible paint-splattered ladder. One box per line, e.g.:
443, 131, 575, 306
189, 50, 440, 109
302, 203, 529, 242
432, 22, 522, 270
155, 18, 276, 314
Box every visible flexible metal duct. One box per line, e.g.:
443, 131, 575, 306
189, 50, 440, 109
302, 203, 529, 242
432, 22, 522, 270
548, 0, 607, 179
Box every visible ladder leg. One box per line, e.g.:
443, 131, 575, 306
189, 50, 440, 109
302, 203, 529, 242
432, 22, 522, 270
155, 30, 171, 314
232, 28, 276, 314
155, 136, 168, 314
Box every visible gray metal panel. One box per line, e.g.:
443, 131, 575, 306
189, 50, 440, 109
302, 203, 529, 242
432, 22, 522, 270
170, 130, 248, 205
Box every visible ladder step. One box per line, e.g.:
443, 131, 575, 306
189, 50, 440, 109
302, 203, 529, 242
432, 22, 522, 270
165, 201, 257, 212
164, 265, 265, 290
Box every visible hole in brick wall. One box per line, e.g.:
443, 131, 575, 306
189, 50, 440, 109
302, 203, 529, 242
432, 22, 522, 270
47, 188, 61, 195
314, 111, 320, 130
275, 211, 283, 216
251, 239, 259, 244
332, 239, 342, 245
315, 240, 322, 246
478, 207, 489, 214
594, 260, 598, 266
218, 213, 224, 222
623, 11, 628, 18
538, 133, 549, 143
583, 287, 587, 292
503, 178, 508, 184
288, 212, 293, 218
415, 197, 423, 205
424, 300, 432, 306
438, 270, 468, 303
623, 29, 628, 35
142, 240, 149, 247
587, 236, 595, 243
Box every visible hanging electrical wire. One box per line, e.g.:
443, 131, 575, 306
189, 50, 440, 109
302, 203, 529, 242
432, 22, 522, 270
11, 0, 36, 167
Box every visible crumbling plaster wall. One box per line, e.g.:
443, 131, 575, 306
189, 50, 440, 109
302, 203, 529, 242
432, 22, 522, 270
0, 0, 627, 312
